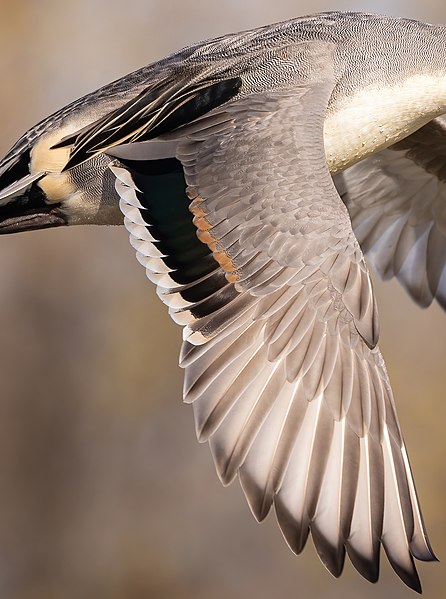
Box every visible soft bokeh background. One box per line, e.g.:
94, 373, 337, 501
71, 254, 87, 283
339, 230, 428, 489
0, 1, 445, 598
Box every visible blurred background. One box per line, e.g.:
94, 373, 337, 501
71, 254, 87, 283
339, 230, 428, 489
0, 1, 445, 598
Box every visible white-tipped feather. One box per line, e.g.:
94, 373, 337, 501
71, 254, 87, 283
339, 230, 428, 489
111, 165, 142, 196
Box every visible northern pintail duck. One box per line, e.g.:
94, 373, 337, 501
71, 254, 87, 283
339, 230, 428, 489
0, 11, 444, 593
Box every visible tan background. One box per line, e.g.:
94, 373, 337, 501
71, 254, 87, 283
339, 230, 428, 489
0, 1, 445, 598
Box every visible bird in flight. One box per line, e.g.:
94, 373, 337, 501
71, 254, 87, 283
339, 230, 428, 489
0, 11, 444, 593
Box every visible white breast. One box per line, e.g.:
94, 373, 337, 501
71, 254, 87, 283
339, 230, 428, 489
324, 73, 446, 174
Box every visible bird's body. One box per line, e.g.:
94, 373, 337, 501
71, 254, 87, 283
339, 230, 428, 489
0, 11, 445, 593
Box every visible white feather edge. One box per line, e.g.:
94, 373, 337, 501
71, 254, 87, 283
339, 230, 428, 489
114, 164, 210, 341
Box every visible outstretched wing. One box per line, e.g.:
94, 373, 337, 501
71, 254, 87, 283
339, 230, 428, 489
66, 40, 435, 592
335, 115, 446, 310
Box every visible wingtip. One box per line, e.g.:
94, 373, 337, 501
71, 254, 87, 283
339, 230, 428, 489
311, 525, 346, 578
345, 542, 380, 584
410, 534, 439, 563
407, 572, 422, 595
239, 469, 272, 522
384, 549, 422, 594
274, 498, 310, 556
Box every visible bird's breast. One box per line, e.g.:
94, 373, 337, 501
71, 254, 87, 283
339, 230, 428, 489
324, 73, 446, 174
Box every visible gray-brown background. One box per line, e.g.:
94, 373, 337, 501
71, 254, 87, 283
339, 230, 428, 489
0, 1, 445, 598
